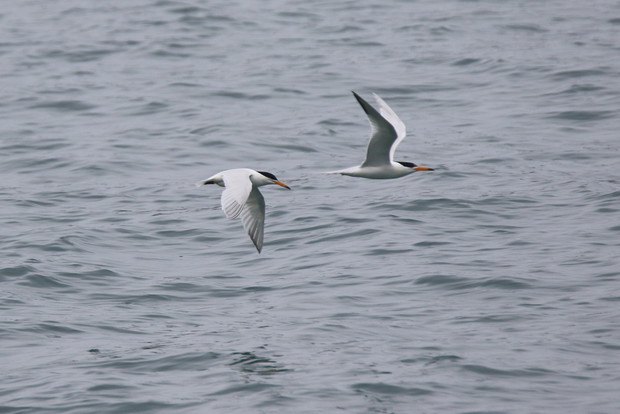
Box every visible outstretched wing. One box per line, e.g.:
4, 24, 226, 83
372, 93, 406, 162
220, 170, 253, 219
240, 186, 266, 253
352, 92, 406, 167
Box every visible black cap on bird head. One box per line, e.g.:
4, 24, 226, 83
257, 171, 278, 180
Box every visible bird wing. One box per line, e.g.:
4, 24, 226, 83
220, 169, 253, 219
352, 92, 406, 167
372, 93, 406, 162
240, 186, 265, 253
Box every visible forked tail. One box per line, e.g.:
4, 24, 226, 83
195, 178, 216, 187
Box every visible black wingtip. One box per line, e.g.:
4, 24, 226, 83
249, 235, 262, 253
351, 91, 371, 115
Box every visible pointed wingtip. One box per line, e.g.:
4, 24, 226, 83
248, 230, 263, 253
254, 241, 262, 253
352, 91, 371, 115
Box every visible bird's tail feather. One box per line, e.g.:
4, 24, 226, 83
195, 179, 212, 187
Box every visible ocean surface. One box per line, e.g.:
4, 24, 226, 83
1, 0, 620, 413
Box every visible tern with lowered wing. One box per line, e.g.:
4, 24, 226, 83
196, 169, 290, 253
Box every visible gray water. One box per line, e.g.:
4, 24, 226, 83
2, 0, 620, 413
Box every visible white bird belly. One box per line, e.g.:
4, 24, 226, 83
330, 165, 412, 179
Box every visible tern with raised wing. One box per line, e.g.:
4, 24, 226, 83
328, 91, 434, 179
196, 169, 290, 253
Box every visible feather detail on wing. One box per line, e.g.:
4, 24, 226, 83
352, 92, 399, 167
220, 170, 253, 219
372, 93, 406, 161
240, 186, 266, 253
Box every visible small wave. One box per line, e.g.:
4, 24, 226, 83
502, 24, 548, 33
128, 101, 170, 116
29, 100, 96, 112
547, 110, 614, 121
415, 274, 533, 290
211, 91, 270, 100
352, 382, 433, 396
88, 293, 188, 304
92, 351, 221, 372
550, 68, 610, 80
42, 48, 118, 63
307, 228, 379, 245
26, 322, 83, 335
544, 84, 605, 96
18, 274, 73, 289
230, 351, 289, 375
209, 382, 278, 396
591, 190, 620, 201
462, 364, 553, 377
0, 264, 37, 278
453, 58, 481, 66
0, 138, 70, 154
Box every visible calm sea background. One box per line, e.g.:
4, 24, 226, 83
1, 1, 620, 413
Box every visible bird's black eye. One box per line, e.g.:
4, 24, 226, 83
257, 171, 278, 180
397, 161, 416, 168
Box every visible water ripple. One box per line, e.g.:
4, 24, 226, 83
352, 382, 434, 396
2, 0, 619, 413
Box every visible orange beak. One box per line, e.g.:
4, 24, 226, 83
413, 166, 434, 171
274, 180, 291, 189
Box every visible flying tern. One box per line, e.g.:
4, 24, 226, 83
196, 168, 290, 253
328, 91, 434, 179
